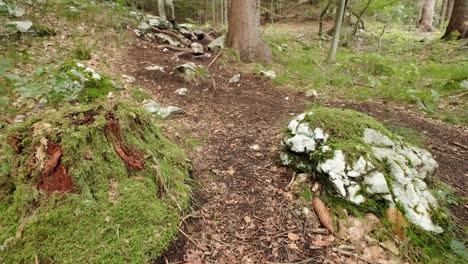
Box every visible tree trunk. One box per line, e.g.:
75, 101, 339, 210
446, 0, 455, 23
439, 0, 448, 28
327, 0, 346, 62
419, 0, 436, 32
442, 0, 468, 38
319, 0, 333, 36
226, 0, 272, 63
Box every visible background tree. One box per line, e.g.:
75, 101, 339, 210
419, 0, 436, 32
327, 0, 346, 62
226, 0, 272, 63
442, 0, 468, 39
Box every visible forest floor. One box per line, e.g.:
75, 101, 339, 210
116, 25, 468, 263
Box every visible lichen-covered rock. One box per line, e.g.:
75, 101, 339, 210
281, 107, 443, 233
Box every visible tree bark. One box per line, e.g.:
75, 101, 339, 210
439, 0, 448, 28
327, 0, 346, 62
319, 0, 333, 36
446, 0, 455, 24
226, 0, 272, 63
419, 0, 436, 32
442, 0, 468, 38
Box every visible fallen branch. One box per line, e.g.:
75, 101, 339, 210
157, 44, 191, 53
208, 51, 222, 67
151, 26, 189, 46
177, 227, 206, 251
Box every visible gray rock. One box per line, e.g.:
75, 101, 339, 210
142, 99, 184, 119
7, 21, 32, 32
175, 88, 188, 95
260, 70, 277, 80
122, 74, 136, 84
138, 22, 150, 31
175, 62, 197, 74
158, 106, 184, 119
318, 150, 347, 197
284, 134, 316, 153
347, 182, 365, 204
148, 18, 161, 27
190, 42, 204, 54
364, 172, 390, 194
69, 6, 79, 14
363, 128, 395, 147
9, 7, 25, 17
229, 74, 241, 84
155, 33, 180, 46
208, 35, 225, 50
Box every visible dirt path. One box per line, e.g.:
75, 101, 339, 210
117, 38, 467, 263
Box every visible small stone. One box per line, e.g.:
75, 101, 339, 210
207, 35, 225, 50
68, 6, 79, 14
190, 42, 204, 55
244, 216, 251, 224
175, 62, 197, 74
305, 89, 318, 98
249, 144, 260, 151
122, 74, 136, 84
158, 106, 184, 119
138, 22, 150, 31
145, 65, 165, 72
13, 114, 25, 123
302, 207, 311, 216
175, 88, 188, 96
7, 21, 32, 32
229, 74, 241, 84
295, 173, 309, 184
9, 7, 25, 17
260, 70, 277, 80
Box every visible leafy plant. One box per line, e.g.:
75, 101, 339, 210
407, 89, 440, 113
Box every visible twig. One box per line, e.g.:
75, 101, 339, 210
271, 229, 300, 239
452, 142, 468, 150
1, 116, 13, 124
177, 227, 205, 251
208, 51, 222, 67
309, 228, 329, 235
377, 25, 388, 53
211, 76, 217, 91
269, 256, 318, 264
151, 26, 189, 46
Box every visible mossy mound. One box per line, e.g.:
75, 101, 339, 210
281, 107, 443, 233
0, 101, 191, 263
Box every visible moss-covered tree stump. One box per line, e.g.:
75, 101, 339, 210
0, 101, 191, 263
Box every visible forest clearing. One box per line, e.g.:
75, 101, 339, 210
0, 0, 467, 263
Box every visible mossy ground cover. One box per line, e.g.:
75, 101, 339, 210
0, 100, 192, 263
262, 23, 468, 125
283, 106, 466, 263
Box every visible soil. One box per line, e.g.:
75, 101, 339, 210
117, 35, 468, 263
37, 142, 73, 194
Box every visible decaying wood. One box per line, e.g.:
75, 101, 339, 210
312, 197, 334, 233
151, 26, 189, 46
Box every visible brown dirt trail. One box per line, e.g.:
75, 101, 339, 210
117, 38, 467, 263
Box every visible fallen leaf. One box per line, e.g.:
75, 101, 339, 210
287, 233, 300, 241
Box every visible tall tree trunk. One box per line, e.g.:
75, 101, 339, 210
419, 0, 436, 32
327, 0, 346, 62
442, 0, 468, 38
446, 0, 455, 23
439, 0, 448, 28
226, 0, 272, 63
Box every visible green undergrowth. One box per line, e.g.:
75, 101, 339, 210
0, 0, 137, 116
263, 23, 468, 125
0, 100, 192, 263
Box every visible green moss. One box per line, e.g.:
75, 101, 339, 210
0, 100, 191, 263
